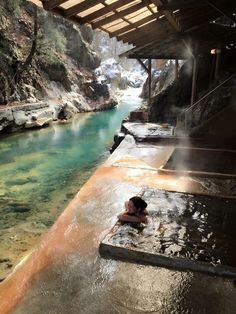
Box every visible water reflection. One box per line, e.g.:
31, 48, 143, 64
2, 166, 236, 314
106, 188, 236, 268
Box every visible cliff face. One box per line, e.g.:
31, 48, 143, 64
0, 0, 119, 133
148, 55, 236, 127
0, 1, 111, 107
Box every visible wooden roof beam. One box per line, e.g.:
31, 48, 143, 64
64, 0, 105, 18
129, 54, 186, 59
117, 19, 170, 43
135, 39, 182, 55
77, 0, 134, 22
45, 5, 83, 23
128, 32, 162, 46
124, 38, 163, 55
42, 0, 68, 11
128, 29, 229, 56
179, 9, 216, 24
207, 0, 236, 24
91, 0, 152, 29
124, 27, 169, 46
181, 12, 219, 31
123, 40, 214, 60
123, 46, 188, 59
110, 12, 162, 37
157, 0, 206, 11
119, 36, 168, 58
152, 0, 181, 31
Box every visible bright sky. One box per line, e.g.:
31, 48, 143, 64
28, 0, 43, 7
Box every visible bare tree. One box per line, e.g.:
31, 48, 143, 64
16, 5, 38, 82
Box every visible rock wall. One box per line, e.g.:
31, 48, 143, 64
0, 102, 53, 132
148, 54, 236, 125
190, 102, 236, 143
95, 58, 144, 91
0, 92, 117, 133
140, 60, 177, 99
0, 0, 118, 133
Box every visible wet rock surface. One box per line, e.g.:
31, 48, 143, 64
1, 121, 236, 313
95, 58, 144, 89
122, 122, 174, 140
101, 188, 236, 275
0, 102, 54, 132
0, 91, 142, 282
0, 95, 117, 133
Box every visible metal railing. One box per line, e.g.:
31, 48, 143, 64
182, 73, 235, 131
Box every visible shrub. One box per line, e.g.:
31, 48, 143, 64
6, 0, 25, 16
36, 14, 67, 63
52, 29, 67, 54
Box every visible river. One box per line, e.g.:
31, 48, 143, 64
0, 88, 142, 279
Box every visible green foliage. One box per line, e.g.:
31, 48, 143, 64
6, 0, 25, 16
36, 14, 67, 63
53, 29, 67, 54
36, 36, 59, 63
0, 5, 4, 25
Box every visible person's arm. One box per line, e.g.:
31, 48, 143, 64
117, 213, 147, 223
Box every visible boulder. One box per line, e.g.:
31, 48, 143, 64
94, 97, 118, 111
0, 102, 55, 132
79, 25, 93, 44
72, 97, 91, 112
118, 76, 129, 90
82, 81, 110, 100
95, 59, 145, 90
0, 108, 14, 131
110, 132, 125, 153
59, 90, 92, 113
58, 101, 78, 120
25, 117, 53, 128
95, 58, 122, 86
12, 109, 28, 126
12, 102, 54, 127
129, 110, 149, 122
31, 107, 54, 120
40, 62, 71, 92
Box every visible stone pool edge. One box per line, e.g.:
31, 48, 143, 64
99, 236, 236, 278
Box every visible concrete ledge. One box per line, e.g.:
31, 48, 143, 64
99, 188, 236, 278
122, 122, 174, 139
158, 167, 236, 179
99, 240, 236, 278
159, 147, 236, 179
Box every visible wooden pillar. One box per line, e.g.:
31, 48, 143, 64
190, 56, 198, 106
137, 58, 152, 105
175, 59, 179, 79
214, 48, 221, 80
148, 58, 152, 105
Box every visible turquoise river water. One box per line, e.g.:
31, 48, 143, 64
0, 89, 142, 278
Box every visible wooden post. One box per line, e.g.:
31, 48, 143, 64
214, 48, 221, 80
148, 58, 152, 105
175, 59, 179, 79
190, 56, 198, 106
137, 58, 148, 73
137, 58, 152, 105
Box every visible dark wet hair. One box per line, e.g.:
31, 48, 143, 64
130, 196, 147, 213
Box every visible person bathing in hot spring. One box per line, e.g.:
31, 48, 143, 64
117, 196, 148, 224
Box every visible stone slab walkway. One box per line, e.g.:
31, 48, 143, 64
0, 133, 236, 314
122, 122, 175, 140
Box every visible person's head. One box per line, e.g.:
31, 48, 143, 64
125, 196, 147, 214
